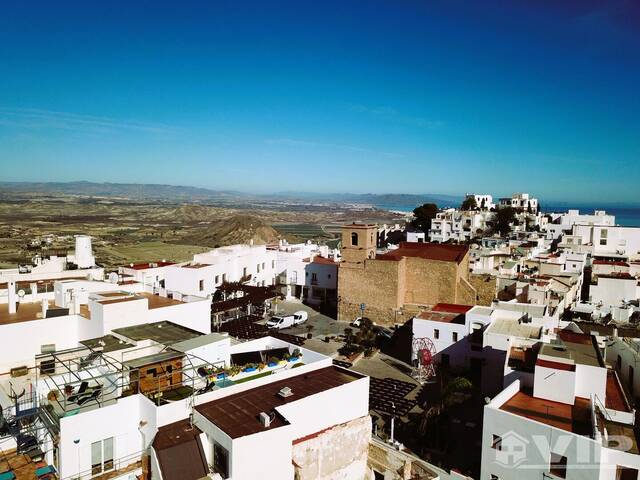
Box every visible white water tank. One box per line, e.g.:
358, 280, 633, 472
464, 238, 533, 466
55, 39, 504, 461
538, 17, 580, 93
74, 235, 95, 268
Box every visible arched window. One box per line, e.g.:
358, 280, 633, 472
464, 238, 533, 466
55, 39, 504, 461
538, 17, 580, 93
351, 232, 359, 246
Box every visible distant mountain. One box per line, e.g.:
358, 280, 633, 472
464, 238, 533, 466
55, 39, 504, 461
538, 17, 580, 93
0, 181, 242, 200
266, 191, 462, 207
0, 181, 461, 208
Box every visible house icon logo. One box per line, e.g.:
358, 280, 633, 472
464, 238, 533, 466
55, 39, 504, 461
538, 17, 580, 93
494, 431, 529, 467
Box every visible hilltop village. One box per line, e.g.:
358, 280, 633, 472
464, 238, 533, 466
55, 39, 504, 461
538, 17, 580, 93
2, 192, 640, 480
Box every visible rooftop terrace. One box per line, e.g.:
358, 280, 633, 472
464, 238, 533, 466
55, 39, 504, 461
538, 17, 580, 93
196, 366, 363, 438
500, 389, 593, 435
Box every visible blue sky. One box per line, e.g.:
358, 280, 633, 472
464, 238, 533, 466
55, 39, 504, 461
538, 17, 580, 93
1, 0, 639, 203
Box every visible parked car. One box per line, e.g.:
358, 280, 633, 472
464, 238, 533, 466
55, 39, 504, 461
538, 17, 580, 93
351, 317, 371, 328
266, 311, 308, 329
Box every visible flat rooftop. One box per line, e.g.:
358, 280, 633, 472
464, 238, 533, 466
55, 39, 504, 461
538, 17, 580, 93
540, 332, 604, 368
96, 292, 184, 309
196, 366, 363, 439
606, 370, 631, 412
139, 292, 185, 309
0, 300, 56, 326
377, 242, 468, 264
488, 318, 541, 340
416, 310, 465, 324
112, 321, 202, 345
500, 389, 592, 435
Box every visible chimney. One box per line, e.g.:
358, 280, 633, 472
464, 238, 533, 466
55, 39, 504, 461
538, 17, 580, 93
7, 280, 17, 314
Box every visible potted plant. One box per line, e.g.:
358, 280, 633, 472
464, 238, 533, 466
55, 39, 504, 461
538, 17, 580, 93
288, 349, 302, 363
305, 324, 314, 339
258, 363, 267, 371
243, 363, 258, 373
267, 356, 280, 368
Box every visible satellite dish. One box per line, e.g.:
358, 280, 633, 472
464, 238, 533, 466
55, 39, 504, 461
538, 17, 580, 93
17, 289, 25, 298
108, 272, 119, 284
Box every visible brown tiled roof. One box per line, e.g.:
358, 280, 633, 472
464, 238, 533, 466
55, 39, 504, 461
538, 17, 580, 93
312, 256, 336, 266
432, 303, 474, 314
153, 420, 208, 480
500, 390, 592, 434
416, 311, 464, 324
377, 242, 468, 264
195, 366, 363, 439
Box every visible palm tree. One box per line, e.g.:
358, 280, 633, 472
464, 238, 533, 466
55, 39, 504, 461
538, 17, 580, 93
418, 376, 472, 437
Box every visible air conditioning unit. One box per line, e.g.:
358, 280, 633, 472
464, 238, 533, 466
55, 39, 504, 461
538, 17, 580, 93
278, 387, 293, 398
10, 366, 29, 378
259, 412, 271, 427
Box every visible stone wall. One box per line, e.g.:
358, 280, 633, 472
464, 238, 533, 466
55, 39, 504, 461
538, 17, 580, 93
338, 250, 483, 326
403, 257, 458, 305
468, 274, 496, 306
293, 415, 371, 480
338, 260, 403, 324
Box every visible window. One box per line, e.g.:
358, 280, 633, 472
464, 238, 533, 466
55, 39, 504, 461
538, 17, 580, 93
452, 332, 458, 342
328, 274, 331, 279
257, 264, 261, 273
550, 452, 567, 478
222, 273, 226, 283
351, 232, 359, 246
616, 355, 622, 372
600, 229, 608, 246
215, 275, 220, 284
213, 442, 229, 479
91, 437, 114, 475
441, 354, 450, 367
199, 280, 204, 291
311, 273, 318, 282
272, 260, 275, 269
490, 475, 500, 480
262, 262, 265, 270
616, 466, 639, 480
434, 329, 440, 339
491, 434, 502, 450
147, 368, 157, 377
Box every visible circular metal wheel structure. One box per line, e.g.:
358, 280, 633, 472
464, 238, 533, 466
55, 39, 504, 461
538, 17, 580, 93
412, 337, 437, 383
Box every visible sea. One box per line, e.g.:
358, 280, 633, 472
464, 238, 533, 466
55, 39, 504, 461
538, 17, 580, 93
374, 203, 640, 227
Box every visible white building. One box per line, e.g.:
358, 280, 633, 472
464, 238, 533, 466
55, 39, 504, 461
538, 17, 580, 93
0, 329, 370, 480
481, 330, 637, 480
572, 225, 640, 260
498, 193, 539, 213
464, 193, 495, 211
430, 209, 494, 243
544, 210, 615, 240
164, 244, 278, 297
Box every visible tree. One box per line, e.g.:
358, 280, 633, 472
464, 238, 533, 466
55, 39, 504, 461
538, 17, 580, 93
460, 196, 477, 211
355, 318, 377, 348
418, 376, 472, 437
493, 206, 517, 236
411, 203, 438, 233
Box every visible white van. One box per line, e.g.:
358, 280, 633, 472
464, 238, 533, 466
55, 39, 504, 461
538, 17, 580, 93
265, 310, 308, 329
